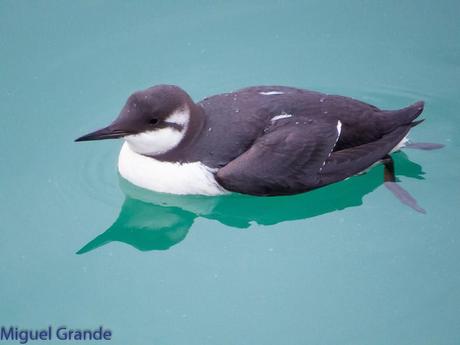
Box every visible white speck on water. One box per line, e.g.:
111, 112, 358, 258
208, 127, 212, 131
271, 114, 293, 121
324, 111, 328, 114
235, 108, 240, 113
259, 91, 284, 95
295, 121, 299, 125
320, 97, 325, 102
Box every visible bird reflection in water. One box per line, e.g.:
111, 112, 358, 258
77, 151, 425, 254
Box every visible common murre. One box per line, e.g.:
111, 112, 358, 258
76, 84, 441, 210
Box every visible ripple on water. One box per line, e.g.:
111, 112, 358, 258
77, 142, 122, 207
317, 83, 432, 106
359, 83, 434, 108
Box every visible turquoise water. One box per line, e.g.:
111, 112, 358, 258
1, 1, 460, 344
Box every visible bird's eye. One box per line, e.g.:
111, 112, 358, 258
149, 118, 159, 125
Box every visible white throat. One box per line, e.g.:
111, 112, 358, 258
124, 106, 190, 156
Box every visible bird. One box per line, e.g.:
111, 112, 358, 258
75, 84, 437, 206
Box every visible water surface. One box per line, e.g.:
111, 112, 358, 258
1, 1, 459, 344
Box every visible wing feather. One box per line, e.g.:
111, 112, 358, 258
216, 119, 341, 195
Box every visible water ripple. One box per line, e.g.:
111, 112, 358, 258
77, 143, 121, 207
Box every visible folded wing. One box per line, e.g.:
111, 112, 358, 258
216, 119, 341, 195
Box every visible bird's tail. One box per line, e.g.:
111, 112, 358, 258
381, 100, 445, 151
380, 100, 425, 133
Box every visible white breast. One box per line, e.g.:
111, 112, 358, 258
118, 142, 228, 196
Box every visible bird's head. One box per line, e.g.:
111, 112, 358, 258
75, 85, 195, 156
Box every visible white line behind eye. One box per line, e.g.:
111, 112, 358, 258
166, 107, 190, 126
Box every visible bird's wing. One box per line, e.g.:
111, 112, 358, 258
215, 118, 341, 196
318, 124, 412, 186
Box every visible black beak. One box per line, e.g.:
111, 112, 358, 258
75, 126, 132, 142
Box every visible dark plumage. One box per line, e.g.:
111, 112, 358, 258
76, 84, 426, 197
168, 85, 423, 195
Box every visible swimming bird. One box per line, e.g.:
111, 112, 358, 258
76, 85, 436, 208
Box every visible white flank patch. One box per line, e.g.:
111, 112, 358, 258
259, 91, 284, 95
271, 114, 293, 122
124, 107, 190, 156
390, 135, 409, 153
356, 135, 409, 175
118, 143, 229, 196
